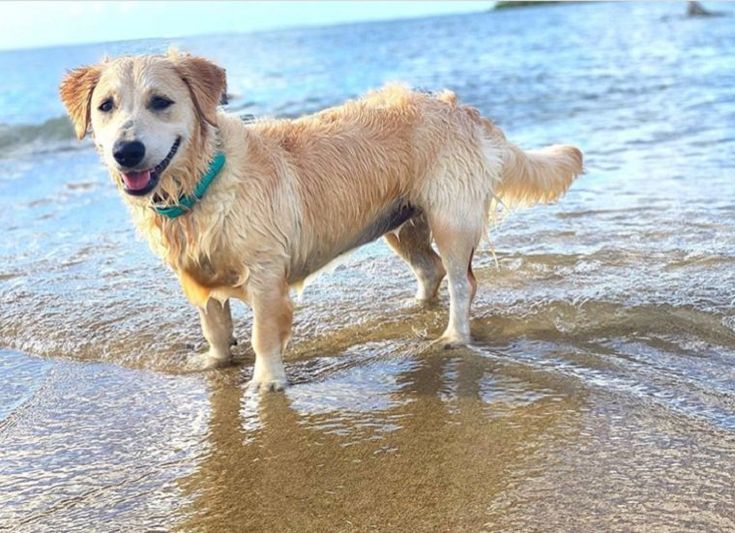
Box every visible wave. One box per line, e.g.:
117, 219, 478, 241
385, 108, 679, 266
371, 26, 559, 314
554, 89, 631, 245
0, 116, 82, 158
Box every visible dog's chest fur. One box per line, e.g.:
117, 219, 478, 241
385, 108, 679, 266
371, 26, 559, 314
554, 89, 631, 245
177, 254, 248, 307
185, 254, 242, 287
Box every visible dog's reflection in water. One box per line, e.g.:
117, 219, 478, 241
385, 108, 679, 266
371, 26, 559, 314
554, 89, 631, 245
177, 346, 582, 530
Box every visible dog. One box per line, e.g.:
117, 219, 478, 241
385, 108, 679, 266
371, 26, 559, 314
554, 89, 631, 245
59, 51, 582, 391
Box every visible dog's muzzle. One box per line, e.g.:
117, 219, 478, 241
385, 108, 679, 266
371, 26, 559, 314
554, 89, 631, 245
121, 137, 181, 196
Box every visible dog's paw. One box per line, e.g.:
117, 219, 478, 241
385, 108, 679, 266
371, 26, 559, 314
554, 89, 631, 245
401, 296, 439, 311
430, 334, 470, 350
414, 291, 440, 305
248, 360, 288, 392
247, 356, 288, 392
246, 377, 288, 392
185, 352, 232, 371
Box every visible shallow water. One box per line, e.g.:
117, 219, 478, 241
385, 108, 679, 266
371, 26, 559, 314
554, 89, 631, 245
2, 2, 735, 530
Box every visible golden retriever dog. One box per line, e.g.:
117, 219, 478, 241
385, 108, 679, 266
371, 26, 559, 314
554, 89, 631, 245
59, 51, 582, 391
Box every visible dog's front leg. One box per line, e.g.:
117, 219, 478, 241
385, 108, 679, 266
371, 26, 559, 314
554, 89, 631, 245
248, 278, 293, 392
194, 298, 235, 368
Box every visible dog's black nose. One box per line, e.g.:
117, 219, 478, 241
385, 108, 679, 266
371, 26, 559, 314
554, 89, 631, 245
113, 140, 146, 168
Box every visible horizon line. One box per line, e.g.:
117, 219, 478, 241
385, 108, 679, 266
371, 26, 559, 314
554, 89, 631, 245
0, 5, 492, 54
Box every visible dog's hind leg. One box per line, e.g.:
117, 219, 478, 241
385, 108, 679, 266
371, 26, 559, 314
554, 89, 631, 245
429, 211, 483, 347
197, 298, 235, 367
384, 214, 446, 302
248, 278, 293, 391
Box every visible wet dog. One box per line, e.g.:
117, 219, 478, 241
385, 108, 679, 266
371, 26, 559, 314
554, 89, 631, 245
60, 51, 582, 391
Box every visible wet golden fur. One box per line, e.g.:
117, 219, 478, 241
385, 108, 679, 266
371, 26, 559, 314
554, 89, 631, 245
60, 52, 583, 390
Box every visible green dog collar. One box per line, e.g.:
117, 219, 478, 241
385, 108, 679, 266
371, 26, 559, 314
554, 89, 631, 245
152, 151, 226, 219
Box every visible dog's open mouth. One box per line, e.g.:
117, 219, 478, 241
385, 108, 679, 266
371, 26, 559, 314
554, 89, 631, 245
121, 137, 181, 196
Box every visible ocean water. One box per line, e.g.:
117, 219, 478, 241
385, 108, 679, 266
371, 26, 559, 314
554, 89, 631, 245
1, 2, 735, 530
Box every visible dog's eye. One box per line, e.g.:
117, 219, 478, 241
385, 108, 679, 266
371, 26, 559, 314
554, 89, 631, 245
150, 96, 174, 111
98, 98, 114, 113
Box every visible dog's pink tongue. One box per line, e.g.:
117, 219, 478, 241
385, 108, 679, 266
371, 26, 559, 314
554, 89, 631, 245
121, 170, 151, 191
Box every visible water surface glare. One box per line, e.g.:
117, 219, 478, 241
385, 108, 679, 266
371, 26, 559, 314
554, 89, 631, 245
1, 2, 735, 530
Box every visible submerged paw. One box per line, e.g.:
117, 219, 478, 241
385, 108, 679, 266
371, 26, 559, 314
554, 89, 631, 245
246, 378, 288, 392
185, 352, 233, 371
430, 334, 470, 350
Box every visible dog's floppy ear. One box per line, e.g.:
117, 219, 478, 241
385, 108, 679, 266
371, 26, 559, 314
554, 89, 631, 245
59, 65, 101, 139
172, 54, 226, 127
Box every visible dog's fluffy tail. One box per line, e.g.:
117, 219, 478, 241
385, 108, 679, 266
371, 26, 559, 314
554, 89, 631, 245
494, 142, 583, 208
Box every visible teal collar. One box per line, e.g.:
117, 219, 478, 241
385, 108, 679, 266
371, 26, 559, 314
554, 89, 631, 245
152, 152, 226, 219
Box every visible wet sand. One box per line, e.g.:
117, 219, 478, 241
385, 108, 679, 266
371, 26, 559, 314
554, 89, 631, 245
3, 333, 734, 530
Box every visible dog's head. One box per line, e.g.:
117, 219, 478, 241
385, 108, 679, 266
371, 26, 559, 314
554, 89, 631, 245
59, 51, 226, 200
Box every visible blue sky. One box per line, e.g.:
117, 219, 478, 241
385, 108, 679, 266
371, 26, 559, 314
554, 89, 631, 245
0, 1, 488, 51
